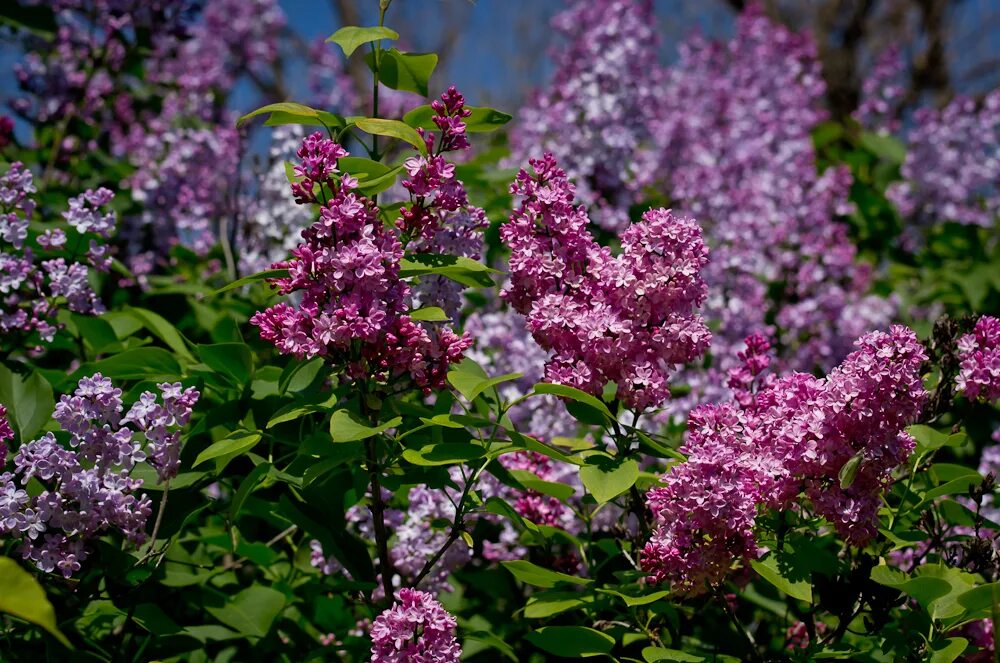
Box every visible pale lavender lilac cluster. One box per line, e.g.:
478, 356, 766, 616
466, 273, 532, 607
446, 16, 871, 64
238, 126, 315, 275
649, 6, 892, 408
501, 154, 711, 410
370, 588, 461, 663
888, 90, 1000, 237
956, 315, 1000, 404
0, 374, 199, 577
251, 132, 472, 391
643, 326, 927, 595
113, 0, 284, 258
510, 0, 660, 231
401, 87, 488, 319
464, 307, 578, 438
0, 163, 116, 345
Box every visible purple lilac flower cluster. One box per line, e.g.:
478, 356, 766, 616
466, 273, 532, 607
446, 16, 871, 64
370, 588, 461, 663
251, 133, 472, 391
648, 6, 892, 411
1, 163, 116, 345
11, 0, 191, 139
401, 87, 488, 319
0, 374, 199, 577
888, 90, 1000, 238
112, 0, 284, 258
854, 46, 906, 134
501, 154, 711, 410
510, 0, 660, 231
956, 315, 1000, 404
642, 326, 927, 595
0, 406, 12, 470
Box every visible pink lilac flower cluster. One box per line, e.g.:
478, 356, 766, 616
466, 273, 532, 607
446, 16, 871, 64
854, 45, 906, 135
648, 5, 892, 414
251, 133, 472, 391
642, 326, 927, 595
370, 588, 461, 663
501, 154, 711, 410
510, 0, 661, 231
399, 87, 488, 319
786, 620, 827, 650
0, 374, 199, 577
887, 90, 1000, 239
0, 163, 116, 345
956, 315, 1000, 404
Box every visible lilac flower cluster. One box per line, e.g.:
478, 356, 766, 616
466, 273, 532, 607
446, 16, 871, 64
0, 374, 199, 577
464, 306, 578, 438
370, 588, 461, 663
854, 46, 906, 135
643, 326, 927, 594
648, 6, 892, 408
112, 0, 285, 258
501, 154, 711, 410
239, 126, 315, 274
0, 406, 12, 469
510, 0, 661, 231
400, 87, 488, 319
1, 163, 116, 345
956, 315, 1000, 404
251, 133, 472, 391
888, 90, 1000, 236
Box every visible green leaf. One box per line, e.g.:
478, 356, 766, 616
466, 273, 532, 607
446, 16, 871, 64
237, 102, 343, 129
859, 131, 906, 164
193, 431, 262, 471
124, 306, 195, 363
643, 647, 706, 662
205, 585, 285, 638
908, 424, 966, 453
464, 629, 519, 661
365, 48, 437, 96
326, 25, 398, 57
329, 410, 401, 442
956, 583, 1000, 618
508, 469, 575, 501
598, 589, 671, 608
399, 253, 497, 287
403, 104, 512, 133
533, 383, 614, 420
266, 394, 337, 429
927, 637, 968, 663
524, 592, 595, 619
72, 314, 120, 355
402, 443, 485, 466
409, 306, 449, 322
525, 626, 614, 658
0, 558, 72, 647
278, 357, 326, 395
870, 566, 953, 613
229, 462, 272, 522
751, 554, 812, 602
83, 347, 180, 380
580, 457, 638, 504
838, 452, 863, 489
447, 369, 522, 403
354, 117, 428, 155
500, 560, 592, 588
214, 268, 288, 295
199, 342, 254, 385
0, 364, 54, 440
0, 3, 57, 36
